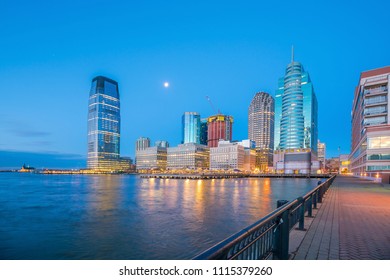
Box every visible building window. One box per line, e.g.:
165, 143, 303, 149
367, 154, 390, 160
364, 116, 387, 126
367, 165, 390, 171
367, 136, 390, 149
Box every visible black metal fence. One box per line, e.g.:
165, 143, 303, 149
193, 175, 336, 260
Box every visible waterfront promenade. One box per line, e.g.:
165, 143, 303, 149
292, 175, 390, 260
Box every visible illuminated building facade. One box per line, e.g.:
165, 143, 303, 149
182, 112, 201, 144
210, 141, 245, 171
248, 92, 274, 171
350, 66, 390, 183
273, 50, 319, 174
274, 57, 318, 151
136, 146, 167, 171
87, 76, 121, 170
340, 154, 350, 173
167, 143, 209, 170
207, 114, 233, 148
237, 139, 256, 172
317, 140, 326, 171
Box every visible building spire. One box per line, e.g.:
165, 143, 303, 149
291, 45, 294, 63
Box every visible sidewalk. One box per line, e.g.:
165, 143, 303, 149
292, 175, 390, 260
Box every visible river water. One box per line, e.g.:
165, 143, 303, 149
0, 173, 320, 259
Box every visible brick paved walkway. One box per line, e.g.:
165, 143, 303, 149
293, 175, 390, 260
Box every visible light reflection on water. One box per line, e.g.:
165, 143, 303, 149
0, 173, 320, 260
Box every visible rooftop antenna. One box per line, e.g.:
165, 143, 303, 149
291, 45, 294, 63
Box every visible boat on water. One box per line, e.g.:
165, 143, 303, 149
19, 164, 36, 173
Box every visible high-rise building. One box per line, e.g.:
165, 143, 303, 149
248, 92, 275, 171
207, 114, 233, 147
136, 137, 151, 151
182, 112, 201, 144
273, 49, 319, 174
350, 66, 390, 183
200, 118, 208, 145
87, 76, 121, 170
274, 54, 318, 151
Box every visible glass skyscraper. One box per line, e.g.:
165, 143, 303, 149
248, 92, 275, 171
200, 118, 208, 145
87, 76, 121, 170
182, 112, 201, 144
274, 57, 318, 153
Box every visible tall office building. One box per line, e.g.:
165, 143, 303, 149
200, 118, 208, 145
273, 49, 319, 174
275, 54, 318, 151
136, 137, 151, 151
87, 76, 121, 170
207, 114, 233, 147
248, 92, 275, 171
350, 66, 390, 183
182, 112, 201, 144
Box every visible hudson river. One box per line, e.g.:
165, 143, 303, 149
0, 173, 320, 259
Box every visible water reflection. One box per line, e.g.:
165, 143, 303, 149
0, 173, 319, 260
87, 175, 123, 211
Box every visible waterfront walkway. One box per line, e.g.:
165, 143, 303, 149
292, 175, 390, 260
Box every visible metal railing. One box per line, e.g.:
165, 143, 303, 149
193, 175, 336, 260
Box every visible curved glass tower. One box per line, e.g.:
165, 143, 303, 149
87, 76, 120, 170
275, 56, 317, 153
280, 62, 305, 149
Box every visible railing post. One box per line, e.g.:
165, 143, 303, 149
313, 191, 317, 209
318, 186, 323, 203
297, 197, 305, 230
307, 195, 313, 217
273, 210, 290, 260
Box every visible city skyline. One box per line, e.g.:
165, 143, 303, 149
1, 0, 390, 168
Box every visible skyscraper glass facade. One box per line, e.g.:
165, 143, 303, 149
200, 118, 208, 145
274, 61, 318, 153
182, 112, 201, 144
87, 76, 121, 170
248, 92, 275, 170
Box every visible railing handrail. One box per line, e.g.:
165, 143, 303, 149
301, 175, 334, 200
193, 175, 336, 260
193, 197, 299, 259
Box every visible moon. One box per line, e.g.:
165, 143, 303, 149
164, 82, 169, 88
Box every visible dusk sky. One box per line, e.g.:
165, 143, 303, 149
1, 0, 389, 169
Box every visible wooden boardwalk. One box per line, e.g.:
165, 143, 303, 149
292, 175, 390, 260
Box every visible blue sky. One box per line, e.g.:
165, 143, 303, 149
1, 0, 389, 168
